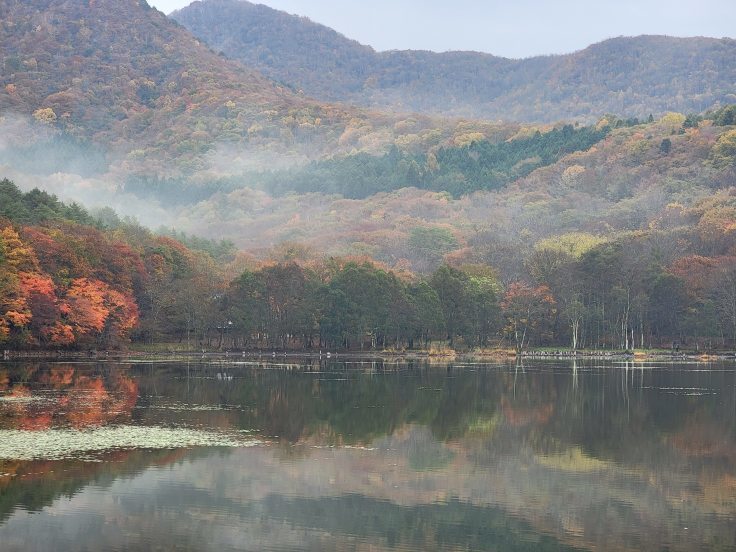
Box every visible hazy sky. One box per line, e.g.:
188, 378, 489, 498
149, 0, 736, 59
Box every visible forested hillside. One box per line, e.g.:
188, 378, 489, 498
170, 109, 736, 271
174, 0, 736, 122
0, 0, 503, 179
0, 179, 231, 348
1, 1, 735, 352
248, 122, 612, 198
3, 101, 736, 352
3, 175, 735, 352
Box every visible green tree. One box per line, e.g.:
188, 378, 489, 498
408, 226, 458, 270
406, 281, 445, 348
659, 138, 672, 155
713, 104, 736, 126
429, 266, 473, 347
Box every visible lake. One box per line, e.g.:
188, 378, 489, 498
0, 358, 734, 551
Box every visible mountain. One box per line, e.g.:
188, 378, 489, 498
173, 0, 736, 122
0, 0, 501, 178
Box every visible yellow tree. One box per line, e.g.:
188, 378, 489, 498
0, 227, 38, 343
710, 129, 736, 169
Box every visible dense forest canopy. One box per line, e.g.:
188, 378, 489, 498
156, 107, 736, 277
3, 107, 736, 353
243, 123, 612, 199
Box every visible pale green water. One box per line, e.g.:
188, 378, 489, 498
0, 359, 734, 551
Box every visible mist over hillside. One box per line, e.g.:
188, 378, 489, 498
0, 0, 734, 281
173, 0, 736, 122
0, 0, 517, 218
172, 112, 736, 276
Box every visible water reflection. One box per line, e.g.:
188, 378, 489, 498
0, 364, 137, 429
0, 359, 734, 551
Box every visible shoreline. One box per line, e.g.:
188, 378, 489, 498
3, 347, 735, 363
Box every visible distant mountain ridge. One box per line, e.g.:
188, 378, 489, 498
173, 0, 736, 122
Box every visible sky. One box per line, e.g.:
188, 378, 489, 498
148, 0, 736, 59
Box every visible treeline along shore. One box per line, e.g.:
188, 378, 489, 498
1, 178, 736, 354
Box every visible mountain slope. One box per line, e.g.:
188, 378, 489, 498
0, 0, 502, 178
173, 0, 736, 122
0, 0, 297, 169
171, 111, 736, 276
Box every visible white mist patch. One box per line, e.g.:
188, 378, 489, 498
0, 426, 263, 461
2, 168, 177, 229
204, 142, 309, 174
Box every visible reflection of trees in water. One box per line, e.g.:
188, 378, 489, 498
4, 360, 735, 471
134, 361, 504, 445
130, 362, 736, 457
255, 494, 580, 552
0, 363, 138, 430
0, 448, 189, 524
0, 361, 735, 551
131, 359, 736, 520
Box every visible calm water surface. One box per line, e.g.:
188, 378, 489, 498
0, 359, 735, 551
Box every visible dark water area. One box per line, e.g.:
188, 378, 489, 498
0, 359, 735, 551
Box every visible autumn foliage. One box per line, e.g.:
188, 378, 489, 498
1, 244, 140, 347
0, 182, 213, 348
3, 173, 736, 351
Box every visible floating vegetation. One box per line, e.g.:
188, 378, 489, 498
141, 401, 249, 412
0, 396, 32, 403
0, 426, 263, 461
535, 447, 611, 473
0, 395, 52, 404
641, 386, 718, 396
309, 445, 377, 451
